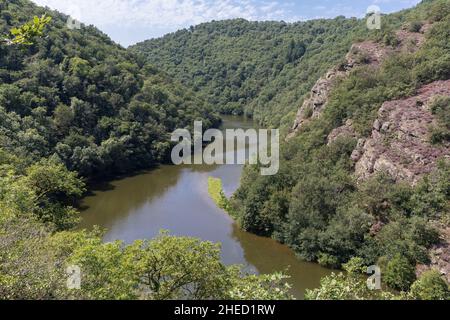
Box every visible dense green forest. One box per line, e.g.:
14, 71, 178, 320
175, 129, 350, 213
132, 17, 364, 129
132, 0, 450, 299
1, 0, 449, 300
132, 1, 449, 133
0, 0, 291, 299
0, 0, 220, 179
229, 0, 450, 299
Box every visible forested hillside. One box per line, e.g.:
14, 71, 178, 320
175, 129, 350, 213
0, 0, 220, 179
230, 0, 450, 299
132, 17, 365, 128
1, 0, 449, 300
0, 0, 292, 299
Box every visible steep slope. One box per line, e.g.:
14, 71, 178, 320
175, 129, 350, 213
353, 80, 450, 185
286, 17, 449, 186
0, 0, 219, 178
231, 0, 450, 285
289, 22, 431, 138
288, 40, 391, 139
131, 17, 364, 128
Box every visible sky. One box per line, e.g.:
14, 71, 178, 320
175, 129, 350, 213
31, 0, 422, 47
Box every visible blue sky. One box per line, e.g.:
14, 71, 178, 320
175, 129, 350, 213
32, 0, 422, 47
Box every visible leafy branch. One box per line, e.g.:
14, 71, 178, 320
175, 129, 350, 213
2, 15, 52, 46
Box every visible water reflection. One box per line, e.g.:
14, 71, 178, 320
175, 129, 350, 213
79, 115, 332, 298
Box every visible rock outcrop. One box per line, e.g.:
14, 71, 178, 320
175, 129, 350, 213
288, 24, 431, 140
352, 80, 450, 185
287, 68, 345, 139
396, 23, 430, 54
288, 21, 449, 285
327, 119, 357, 145
287, 41, 392, 140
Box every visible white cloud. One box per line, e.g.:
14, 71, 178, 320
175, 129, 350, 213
32, 0, 294, 29
30, 0, 421, 46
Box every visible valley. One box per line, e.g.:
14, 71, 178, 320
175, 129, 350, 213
0, 0, 449, 301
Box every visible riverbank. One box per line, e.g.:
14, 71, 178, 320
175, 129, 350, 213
78, 116, 334, 298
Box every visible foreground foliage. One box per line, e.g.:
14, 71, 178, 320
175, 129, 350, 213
8, 14, 51, 45
306, 258, 449, 300
0, 0, 292, 300
0, 155, 293, 300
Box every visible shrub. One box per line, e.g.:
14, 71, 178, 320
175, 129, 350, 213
429, 95, 450, 144
408, 21, 423, 33
430, 126, 450, 144
383, 32, 400, 47
409, 270, 450, 300
384, 254, 416, 291
318, 253, 340, 268
303, 106, 313, 119
428, 1, 450, 22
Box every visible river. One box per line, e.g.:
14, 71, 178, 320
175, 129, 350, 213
79, 115, 333, 299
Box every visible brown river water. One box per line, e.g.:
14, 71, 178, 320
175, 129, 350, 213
79, 115, 333, 298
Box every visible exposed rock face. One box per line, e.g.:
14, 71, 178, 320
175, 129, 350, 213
287, 41, 392, 140
287, 68, 345, 139
396, 23, 430, 54
327, 119, 357, 145
346, 41, 392, 68
287, 24, 431, 140
353, 80, 450, 185
288, 21, 450, 284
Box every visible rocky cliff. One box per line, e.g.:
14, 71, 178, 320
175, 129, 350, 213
287, 41, 391, 139
288, 22, 450, 280
352, 80, 450, 185
286, 42, 375, 140
289, 23, 449, 186
288, 24, 430, 140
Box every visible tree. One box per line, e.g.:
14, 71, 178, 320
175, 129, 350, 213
0, 214, 73, 299
384, 254, 416, 291
286, 40, 306, 63
67, 232, 293, 300
305, 257, 391, 300
53, 104, 74, 135
409, 270, 450, 300
69, 57, 90, 78
19, 159, 85, 229
3, 15, 51, 45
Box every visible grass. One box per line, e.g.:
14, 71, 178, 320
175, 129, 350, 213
207, 177, 228, 210
208, 176, 241, 221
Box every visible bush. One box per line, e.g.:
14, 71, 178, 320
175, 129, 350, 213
318, 253, 340, 268
430, 126, 450, 144
384, 254, 416, 291
383, 32, 400, 47
409, 270, 450, 300
430, 96, 450, 127
428, 1, 450, 22
303, 106, 313, 119
408, 21, 423, 33
305, 257, 392, 300
429, 96, 450, 144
